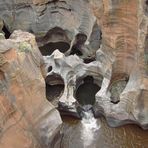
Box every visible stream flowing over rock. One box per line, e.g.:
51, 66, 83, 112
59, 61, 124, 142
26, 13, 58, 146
0, 0, 148, 148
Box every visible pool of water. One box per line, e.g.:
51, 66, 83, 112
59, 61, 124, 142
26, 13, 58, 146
60, 115, 148, 148
46, 81, 148, 148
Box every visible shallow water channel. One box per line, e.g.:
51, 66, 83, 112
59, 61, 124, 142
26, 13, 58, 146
60, 114, 148, 148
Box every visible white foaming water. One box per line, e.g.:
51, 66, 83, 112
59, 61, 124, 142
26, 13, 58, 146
80, 110, 101, 147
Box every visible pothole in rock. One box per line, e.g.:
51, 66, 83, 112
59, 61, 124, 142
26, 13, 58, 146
39, 42, 70, 56
75, 76, 101, 106
38, 27, 71, 56
45, 74, 64, 106
109, 74, 129, 104
70, 22, 102, 64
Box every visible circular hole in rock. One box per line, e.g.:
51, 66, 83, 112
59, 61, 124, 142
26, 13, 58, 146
109, 75, 129, 104
39, 42, 70, 56
45, 74, 64, 102
75, 76, 100, 106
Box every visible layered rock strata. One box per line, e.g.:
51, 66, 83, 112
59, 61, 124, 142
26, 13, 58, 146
90, 0, 148, 129
0, 30, 62, 148
0, 0, 147, 139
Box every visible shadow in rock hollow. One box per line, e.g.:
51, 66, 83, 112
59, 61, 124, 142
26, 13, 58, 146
75, 76, 101, 118
75, 76, 101, 106
45, 74, 64, 105
39, 42, 70, 56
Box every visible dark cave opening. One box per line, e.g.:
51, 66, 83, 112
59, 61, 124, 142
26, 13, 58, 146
75, 76, 100, 106
2, 25, 11, 39
39, 41, 70, 56
45, 74, 64, 101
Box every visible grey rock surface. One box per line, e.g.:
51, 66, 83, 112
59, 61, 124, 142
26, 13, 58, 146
0, 1, 147, 142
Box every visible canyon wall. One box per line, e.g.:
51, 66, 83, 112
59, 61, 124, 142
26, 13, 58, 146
90, 0, 148, 129
0, 0, 148, 147
0, 30, 62, 148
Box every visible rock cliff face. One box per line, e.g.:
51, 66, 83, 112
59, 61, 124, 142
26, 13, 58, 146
90, 0, 148, 129
0, 0, 148, 147
0, 0, 95, 48
0, 31, 62, 148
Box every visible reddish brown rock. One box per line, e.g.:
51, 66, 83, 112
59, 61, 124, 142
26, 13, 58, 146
0, 30, 62, 148
0, 0, 147, 140
90, 0, 148, 129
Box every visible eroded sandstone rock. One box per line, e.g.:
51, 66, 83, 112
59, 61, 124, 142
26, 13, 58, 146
42, 0, 148, 129
90, 0, 148, 129
0, 0, 147, 140
0, 0, 95, 50
0, 30, 62, 148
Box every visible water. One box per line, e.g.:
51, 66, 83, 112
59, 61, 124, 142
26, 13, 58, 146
48, 84, 148, 148
80, 110, 101, 147
60, 109, 102, 148
60, 115, 148, 148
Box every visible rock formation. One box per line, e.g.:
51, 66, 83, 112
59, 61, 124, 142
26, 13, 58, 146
0, 0, 148, 147
90, 0, 148, 129
0, 30, 62, 148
